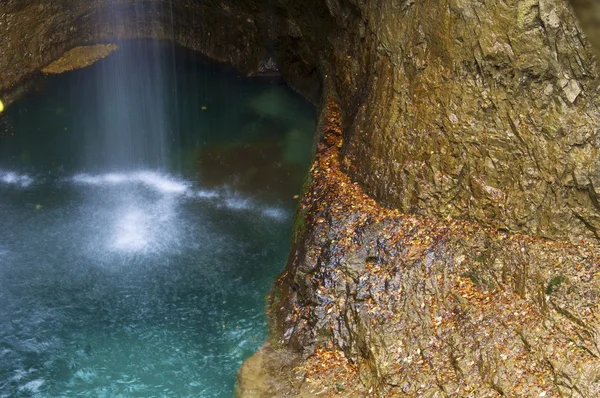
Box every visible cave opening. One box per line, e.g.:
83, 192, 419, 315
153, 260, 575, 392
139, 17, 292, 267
0, 39, 315, 396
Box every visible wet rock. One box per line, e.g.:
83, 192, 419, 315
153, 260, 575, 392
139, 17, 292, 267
568, 0, 600, 59
239, 97, 600, 396
559, 77, 582, 103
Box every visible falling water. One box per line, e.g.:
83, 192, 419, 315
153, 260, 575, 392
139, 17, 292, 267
0, 39, 314, 397
87, 0, 180, 170
83, 43, 172, 170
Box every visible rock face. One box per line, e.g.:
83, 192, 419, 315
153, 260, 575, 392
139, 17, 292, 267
338, 0, 600, 242
258, 1, 600, 394
248, 95, 600, 396
3, 0, 600, 395
273, 0, 600, 242
568, 0, 600, 60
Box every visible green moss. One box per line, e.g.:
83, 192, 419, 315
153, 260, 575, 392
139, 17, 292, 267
293, 208, 306, 235
462, 268, 496, 291
271, 284, 283, 303
463, 252, 497, 291
517, 0, 540, 29
546, 275, 565, 295
291, 174, 313, 240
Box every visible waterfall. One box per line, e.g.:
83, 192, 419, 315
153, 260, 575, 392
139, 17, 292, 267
83, 1, 178, 171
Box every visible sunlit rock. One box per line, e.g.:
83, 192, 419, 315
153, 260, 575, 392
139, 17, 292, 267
42, 44, 118, 74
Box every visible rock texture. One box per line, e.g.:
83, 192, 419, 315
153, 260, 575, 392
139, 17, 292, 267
569, 0, 600, 60
243, 2, 600, 394
3, 0, 600, 396
307, 0, 600, 242
245, 95, 600, 396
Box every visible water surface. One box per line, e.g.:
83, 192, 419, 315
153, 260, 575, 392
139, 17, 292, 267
0, 40, 314, 397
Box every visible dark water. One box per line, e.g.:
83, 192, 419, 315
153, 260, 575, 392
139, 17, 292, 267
0, 41, 314, 397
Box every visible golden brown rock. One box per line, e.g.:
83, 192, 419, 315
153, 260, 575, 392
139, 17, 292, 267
41, 44, 118, 74
239, 95, 600, 396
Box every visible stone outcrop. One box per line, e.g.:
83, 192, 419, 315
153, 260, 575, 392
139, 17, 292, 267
3, 0, 600, 395
248, 1, 600, 394
243, 94, 600, 396
269, 0, 600, 242
568, 0, 600, 60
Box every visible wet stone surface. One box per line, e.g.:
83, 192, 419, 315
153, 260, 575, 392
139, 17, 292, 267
238, 97, 600, 397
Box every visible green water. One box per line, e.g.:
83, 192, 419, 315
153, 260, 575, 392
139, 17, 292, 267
0, 41, 314, 397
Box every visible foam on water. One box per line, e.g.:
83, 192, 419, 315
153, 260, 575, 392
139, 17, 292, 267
113, 208, 152, 252
0, 169, 292, 226
108, 196, 180, 255
0, 40, 314, 397
0, 170, 33, 188
261, 207, 287, 221
73, 369, 97, 383
18, 379, 45, 393
189, 189, 220, 199
60, 170, 292, 258
71, 171, 189, 194
0, 170, 291, 262
223, 197, 252, 211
